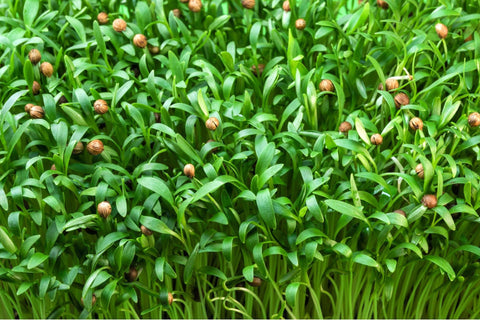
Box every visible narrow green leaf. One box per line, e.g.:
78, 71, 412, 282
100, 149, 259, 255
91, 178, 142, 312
256, 189, 277, 229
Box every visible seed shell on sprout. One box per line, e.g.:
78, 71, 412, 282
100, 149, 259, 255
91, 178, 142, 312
133, 34, 148, 48
30, 105, 44, 119
394, 92, 410, 108
40, 62, 54, 77
370, 133, 383, 145
28, 49, 41, 65
415, 163, 424, 179
468, 112, 480, 127
113, 18, 127, 32
206, 117, 220, 131
409, 117, 423, 131
184, 164, 195, 178
319, 79, 334, 92
295, 18, 306, 30
241, 0, 255, 9
435, 23, 448, 39
97, 201, 112, 218
93, 99, 109, 114
188, 0, 202, 12
339, 121, 352, 133
282, 1, 290, 11
97, 12, 109, 24
421, 194, 437, 209
87, 140, 104, 156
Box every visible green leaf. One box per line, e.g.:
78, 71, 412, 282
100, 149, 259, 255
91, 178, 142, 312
23, 0, 40, 26
0, 227, 17, 253
286, 282, 302, 307
256, 189, 277, 229
27, 252, 49, 269
139, 216, 183, 243
209, 15, 230, 31
353, 253, 379, 268
424, 255, 456, 281
296, 228, 327, 245
325, 199, 367, 222
137, 176, 174, 207
184, 244, 199, 284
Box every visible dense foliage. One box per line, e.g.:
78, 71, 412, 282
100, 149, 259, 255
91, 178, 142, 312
1, 0, 480, 318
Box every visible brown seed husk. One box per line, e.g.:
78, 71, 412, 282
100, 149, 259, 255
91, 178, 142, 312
394, 209, 406, 217
319, 79, 334, 92
32, 81, 41, 95
282, 1, 290, 11
249, 277, 262, 287
394, 92, 410, 108
73, 141, 84, 154
25, 103, 34, 113
468, 112, 480, 127
422, 194, 437, 209
409, 117, 423, 131
377, 0, 388, 9
435, 23, 448, 39
206, 117, 220, 130
370, 133, 383, 145
339, 121, 352, 133
251, 64, 265, 76
188, 0, 202, 12
97, 201, 111, 218
87, 140, 104, 156
30, 105, 44, 119
242, 0, 255, 9
168, 293, 174, 305
28, 49, 41, 65
94, 99, 109, 114
385, 78, 399, 91
141, 225, 153, 236
172, 9, 181, 17
184, 164, 195, 178
415, 163, 424, 179
97, 12, 109, 24
295, 18, 306, 30
133, 34, 148, 48
40, 62, 54, 77
126, 267, 138, 282
113, 18, 127, 32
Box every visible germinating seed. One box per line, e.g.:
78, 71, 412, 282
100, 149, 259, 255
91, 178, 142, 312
415, 163, 424, 179
97, 12, 108, 24
422, 194, 437, 208
112, 18, 127, 31
29, 105, 44, 119
188, 0, 202, 12
242, 0, 255, 9
28, 49, 41, 65
339, 121, 352, 133
319, 79, 334, 92
184, 163, 195, 178
295, 18, 306, 30
468, 112, 480, 127
371, 133, 383, 145
435, 23, 448, 39
40, 62, 54, 77
409, 117, 424, 131
133, 34, 148, 48
97, 201, 112, 218
32, 81, 41, 95
394, 92, 410, 108
87, 139, 104, 155
93, 99, 109, 114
